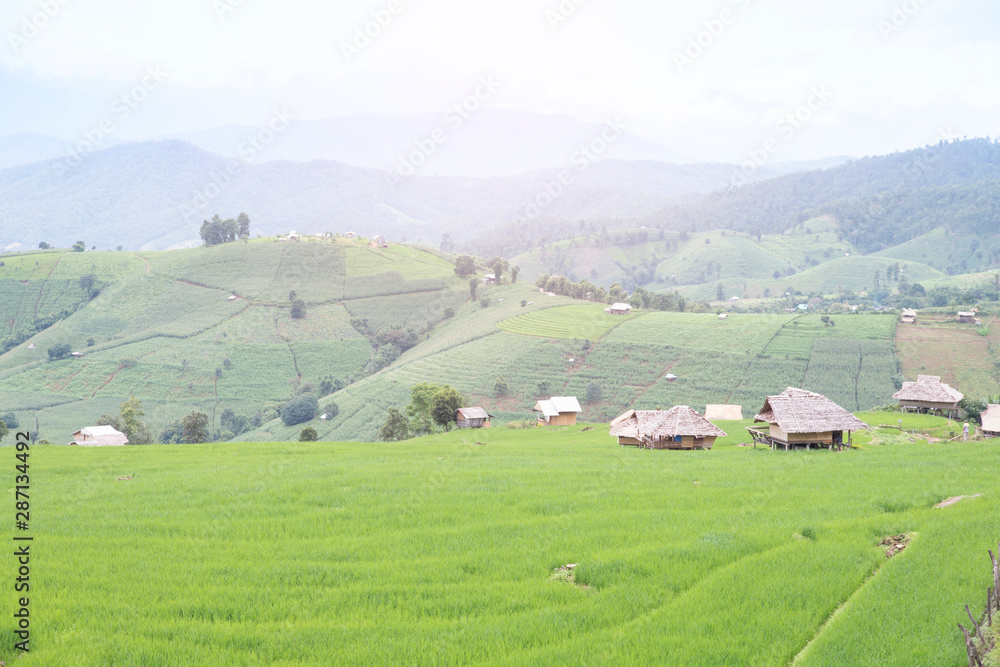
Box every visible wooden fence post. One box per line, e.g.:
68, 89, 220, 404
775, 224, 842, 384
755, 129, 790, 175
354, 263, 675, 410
959, 624, 983, 667
987, 588, 993, 628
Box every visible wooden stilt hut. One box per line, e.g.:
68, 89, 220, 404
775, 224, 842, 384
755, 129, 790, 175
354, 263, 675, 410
892, 375, 963, 417
746, 388, 868, 451
610, 406, 726, 450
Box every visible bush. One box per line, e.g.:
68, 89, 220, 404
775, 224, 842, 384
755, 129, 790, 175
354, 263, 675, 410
586, 382, 603, 403
291, 299, 307, 319
299, 427, 319, 442
323, 403, 340, 419
280, 395, 319, 426
0, 412, 18, 429
443, 307, 455, 319
47, 343, 72, 361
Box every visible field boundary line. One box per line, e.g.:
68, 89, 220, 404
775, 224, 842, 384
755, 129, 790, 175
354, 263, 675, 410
789, 532, 920, 666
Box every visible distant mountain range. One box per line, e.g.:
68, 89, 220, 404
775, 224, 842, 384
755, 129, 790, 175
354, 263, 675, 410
0, 134, 838, 252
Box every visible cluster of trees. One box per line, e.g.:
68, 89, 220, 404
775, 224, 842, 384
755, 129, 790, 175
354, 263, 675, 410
379, 382, 465, 440
534, 274, 689, 312
351, 319, 420, 372
199, 213, 251, 246
98, 397, 152, 444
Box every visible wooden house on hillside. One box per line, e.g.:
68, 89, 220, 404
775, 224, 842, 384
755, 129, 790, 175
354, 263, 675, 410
610, 407, 726, 450
605, 303, 632, 315
534, 397, 582, 426
455, 407, 492, 429
980, 405, 1000, 437
900, 309, 917, 324
892, 375, 963, 416
957, 311, 977, 324
746, 388, 868, 450
70, 425, 128, 447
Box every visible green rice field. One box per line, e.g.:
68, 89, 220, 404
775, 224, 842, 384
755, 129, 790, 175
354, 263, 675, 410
496, 304, 637, 341
4, 428, 998, 665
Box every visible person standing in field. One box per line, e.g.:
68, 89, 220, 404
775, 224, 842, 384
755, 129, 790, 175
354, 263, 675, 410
962, 422, 970, 441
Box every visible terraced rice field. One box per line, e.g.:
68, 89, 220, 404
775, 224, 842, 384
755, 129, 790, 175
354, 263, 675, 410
7, 429, 998, 665
497, 304, 637, 340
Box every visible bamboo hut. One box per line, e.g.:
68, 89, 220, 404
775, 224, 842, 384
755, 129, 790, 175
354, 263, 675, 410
746, 388, 868, 450
900, 309, 917, 324
980, 405, 1000, 436
609, 407, 726, 450
892, 375, 963, 416
534, 397, 582, 426
455, 407, 492, 429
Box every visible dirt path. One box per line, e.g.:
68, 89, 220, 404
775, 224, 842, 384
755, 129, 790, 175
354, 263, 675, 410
789, 533, 918, 665
934, 494, 982, 509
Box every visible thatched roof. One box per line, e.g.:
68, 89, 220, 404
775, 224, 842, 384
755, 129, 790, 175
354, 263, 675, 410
704, 404, 743, 420
892, 375, 963, 405
981, 405, 1000, 434
70, 425, 128, 446
610, 407, 726, 442
901, 309, 917, 318
534, 397, 582, 418
754, 388, 868, 434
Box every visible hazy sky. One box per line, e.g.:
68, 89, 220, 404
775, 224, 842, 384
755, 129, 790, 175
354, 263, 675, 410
1, 0, 998, 161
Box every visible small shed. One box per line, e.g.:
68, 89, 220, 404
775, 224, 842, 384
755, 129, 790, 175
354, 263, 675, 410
534, 396, 582, 426
957, 311, 977, 324
605, 303, 632, 315
900, 309, 917, 324
481, 274, 497, 285
345, 231, 357, 238
704, 404, 743, 420
746, 387, 868, 450
610, 407, 726, 450
718, 313, 729, 320
892, 375, 963, 416
981, 405, 1000, 436
456, 407, 492, 429
70, 425, 128, 447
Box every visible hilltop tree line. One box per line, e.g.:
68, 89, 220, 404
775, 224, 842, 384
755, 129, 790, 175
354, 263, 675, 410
199, 213, 251, 246
534, 273, 691, 312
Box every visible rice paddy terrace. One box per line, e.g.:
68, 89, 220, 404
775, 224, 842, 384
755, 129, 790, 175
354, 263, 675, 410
2, 425, 997, 665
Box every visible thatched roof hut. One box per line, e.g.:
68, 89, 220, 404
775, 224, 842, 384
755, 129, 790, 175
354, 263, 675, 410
980, 405, 1000, 436
900, 309, 917, 324
892, 375, 963, 413
704, 404, 743, 420
605, 303, 632, 315
70, 425, 128, 447
748, 388, 867, 450
610, 406, 726, 450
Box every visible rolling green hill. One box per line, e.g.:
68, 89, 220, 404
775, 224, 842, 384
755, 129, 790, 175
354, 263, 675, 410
3, 239, 987, 446
0, 239, 468, 442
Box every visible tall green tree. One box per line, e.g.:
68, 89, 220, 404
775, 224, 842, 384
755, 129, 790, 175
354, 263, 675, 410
430, 386, 465, 432
182, 412, 210, 444
237, 213, 251, 239
378, 408, 410, 441
406, 382, 442, 434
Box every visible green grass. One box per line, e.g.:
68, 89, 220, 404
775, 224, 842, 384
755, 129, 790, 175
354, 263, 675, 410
497, 305, 636, 341
5, 430, 998, 665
